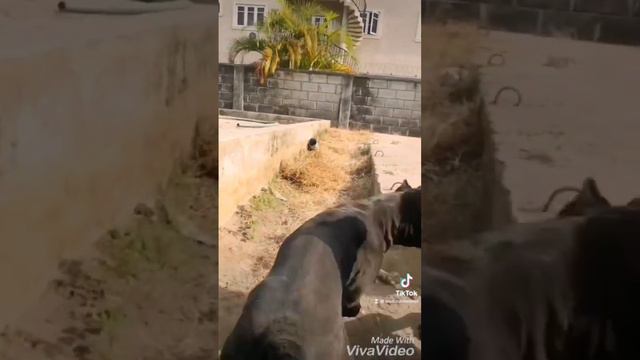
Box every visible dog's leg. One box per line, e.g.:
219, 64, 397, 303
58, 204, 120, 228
342, 286, 363, 317
376, 269, 399, 287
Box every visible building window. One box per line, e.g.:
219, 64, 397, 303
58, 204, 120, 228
361, 10, 381, 36
234, 4, 266, 28
312, 15, 326, 26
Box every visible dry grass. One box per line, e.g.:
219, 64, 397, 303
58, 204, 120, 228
218, 127, 377, 302
423, 22, 484, 165
280, 128, 372, 194
422, 22, 493, 244
237, 128, 375, 245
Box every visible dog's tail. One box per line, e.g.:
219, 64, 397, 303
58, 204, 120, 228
258, 319, 303, 360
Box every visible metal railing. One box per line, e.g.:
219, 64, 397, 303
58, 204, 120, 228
328, 44, 358, 70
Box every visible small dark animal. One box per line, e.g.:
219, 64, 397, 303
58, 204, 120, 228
307, 138, 319, 151
220, 189, 421, 359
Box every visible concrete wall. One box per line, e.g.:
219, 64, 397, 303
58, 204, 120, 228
218, 118, 330, 226
425, 0, 640, 45
219, 0, 421, 78
0, 6, 217, 327
219, 64, 421, 136
357, 0, 422, 78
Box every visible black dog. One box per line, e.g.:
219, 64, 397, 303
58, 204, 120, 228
220, 188, 421, 360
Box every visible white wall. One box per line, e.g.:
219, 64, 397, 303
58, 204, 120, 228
219, 0, 421, 78
357, 0, 421, 78
0, 6, 217, 327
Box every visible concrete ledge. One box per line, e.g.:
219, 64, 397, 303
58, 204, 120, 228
218, 118, 331, 226
219, 108, 331, 124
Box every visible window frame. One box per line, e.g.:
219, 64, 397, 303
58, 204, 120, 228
361, 9, 382, 38
312, 15, 326, 27
232, 3, 267, 30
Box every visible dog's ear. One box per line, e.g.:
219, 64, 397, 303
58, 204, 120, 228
394, 179, 413, 192
395, 189, 421, 248
581, 177, 607, 203
558, 177, 611, 217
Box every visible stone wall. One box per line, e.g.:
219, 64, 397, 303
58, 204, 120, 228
425, 0, 640, 46
351, 77, 421, 137
218, 63, 421, 137
219, 64, 234, 109
244, 69, 344, 121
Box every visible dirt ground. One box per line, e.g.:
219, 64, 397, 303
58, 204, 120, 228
0, 120, 217, 360
218, 128, 421, 359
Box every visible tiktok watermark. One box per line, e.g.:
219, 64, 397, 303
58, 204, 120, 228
375, 273, 419, 305
347, 336, 417, 358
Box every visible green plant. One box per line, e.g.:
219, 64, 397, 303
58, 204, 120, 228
97, 308, 126, 348
229, 0, 357, 85
251, 189, 279, 213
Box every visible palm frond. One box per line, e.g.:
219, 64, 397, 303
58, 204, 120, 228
230, 0, 359, 81
228, 37, 266, 63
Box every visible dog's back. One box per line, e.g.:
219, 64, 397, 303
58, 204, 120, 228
221, 212, 367, 360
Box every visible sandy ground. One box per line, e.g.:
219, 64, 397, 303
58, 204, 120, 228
0, 120, 217, 360
218, 128, 421, 359
477, 30, 640, 222
0, 178, 217, 360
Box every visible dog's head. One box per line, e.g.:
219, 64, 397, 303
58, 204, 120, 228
394, 187, 421, 248
394, 179, 414, 192
369, 187, 422, 250
543, 177, 611, 217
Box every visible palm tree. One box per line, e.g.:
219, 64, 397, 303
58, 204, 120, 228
229, 0, 357, 85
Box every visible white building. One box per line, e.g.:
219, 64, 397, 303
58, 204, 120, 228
218, 0, 421, 78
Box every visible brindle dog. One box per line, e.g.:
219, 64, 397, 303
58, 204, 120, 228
220, 188, 421, 360
423, 177, 640, 360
